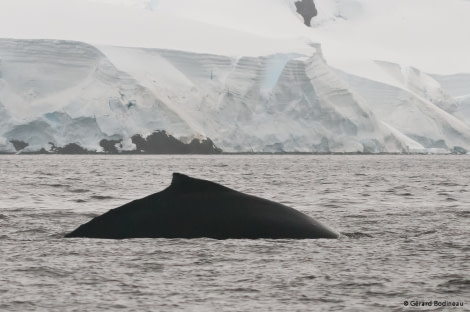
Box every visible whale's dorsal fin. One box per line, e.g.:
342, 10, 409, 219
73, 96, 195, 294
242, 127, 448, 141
171, 172, 193, 185
171, 172, 230, 193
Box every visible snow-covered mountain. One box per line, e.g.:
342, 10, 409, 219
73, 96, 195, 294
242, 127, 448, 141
0, 0, 469, 153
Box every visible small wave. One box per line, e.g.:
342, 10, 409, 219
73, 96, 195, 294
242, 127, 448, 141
15, 228, 48, 235
41, 183, 71, 188
15, 266, 72, 278
344, 214, 368, 219
74, 199, 87, 203
0, 235, 10, 240
456, 210, 470, 218
403, 230, 438, 238
33, 171, 54, 176
90, 195, 114, 200
438, 278, 470, 292
109, 304, 130, 310
80, 213, 100, 218
23, 210, 77, 219
315, 298, 344, 304
50, 232, 69, 239
136, 262, 164, 272
343, 281, 383, 288
65, 177, 81, 181
439, 182, 461, 187
70, 188, 90, 193
340, 232, 373, 238
399, 192, 413, 196
419, 230, 437, 236
224, 287, 260, 293
0, 214, 8, 220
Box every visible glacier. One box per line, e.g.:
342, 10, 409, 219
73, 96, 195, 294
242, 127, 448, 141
0, 0, 469, 153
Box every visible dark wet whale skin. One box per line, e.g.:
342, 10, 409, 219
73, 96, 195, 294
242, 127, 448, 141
66, 173, 339, 239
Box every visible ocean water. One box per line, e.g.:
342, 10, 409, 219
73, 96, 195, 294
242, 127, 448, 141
0, 155, 469, 311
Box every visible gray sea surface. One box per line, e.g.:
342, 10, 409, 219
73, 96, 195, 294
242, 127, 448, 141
0, 155, 469, 311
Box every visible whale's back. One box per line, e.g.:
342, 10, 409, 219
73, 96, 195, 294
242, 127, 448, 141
65, 173, 339, 239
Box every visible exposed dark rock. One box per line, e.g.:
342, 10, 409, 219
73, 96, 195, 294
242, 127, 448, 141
9, 140, 29, 151
131, 134, 148, 153
99, 139, 123, 153
295, 0, 318, 26
146, 131, 186, 153
50, 142, 90, 154
131, 130, 222, 154
5, 129, 212, 154
37, 148, 50, 154
59, 143, 89, 154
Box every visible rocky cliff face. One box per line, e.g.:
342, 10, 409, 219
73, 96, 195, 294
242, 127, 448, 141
295, 0, 317, 26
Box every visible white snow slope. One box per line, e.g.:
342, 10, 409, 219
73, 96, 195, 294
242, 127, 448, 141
0, 0, 469, 153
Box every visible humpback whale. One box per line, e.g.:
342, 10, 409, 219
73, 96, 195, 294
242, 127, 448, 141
65, 173, 339, 239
